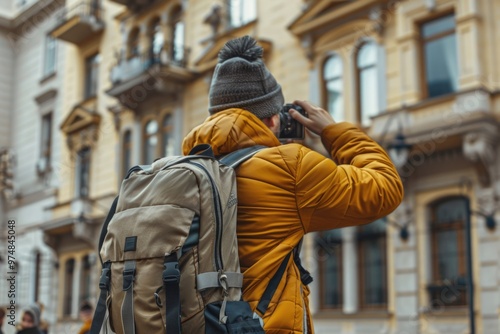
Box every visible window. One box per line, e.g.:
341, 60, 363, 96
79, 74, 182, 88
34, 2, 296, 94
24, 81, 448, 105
43, 36, 57, 76
421, 14, 458, 98
171, 7, 185, 65
323, 55, 344, 122
40, 113, 52, 167
162, 114, 175, 157
428, 197, 467, 307
143, 120, 159, 164
34, 252, 42, 302
80, 255, 92, 306
122, 130, 132, 179
357, 42, 379, 127
227, 0, 256, 28
76, 147, 91, 198
128, 28, 140, 59
150, 17, 164, 59
317, 229, 343, 309
63, 258, 75, 316
357, 219, 387, 308
84, 53, 100, 99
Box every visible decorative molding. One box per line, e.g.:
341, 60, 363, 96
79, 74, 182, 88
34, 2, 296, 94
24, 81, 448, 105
463, 131, 498, 187
34, 89, 58, 105
61, 104, 102, 152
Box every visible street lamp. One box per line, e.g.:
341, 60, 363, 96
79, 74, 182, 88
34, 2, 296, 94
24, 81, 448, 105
387, 132, 412, 169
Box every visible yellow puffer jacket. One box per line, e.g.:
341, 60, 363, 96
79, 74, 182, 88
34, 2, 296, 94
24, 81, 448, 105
182, 109, 403, 333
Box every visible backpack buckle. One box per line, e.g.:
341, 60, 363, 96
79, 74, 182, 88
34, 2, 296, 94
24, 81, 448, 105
162, 261, 180, 284
99, 267, 111, 290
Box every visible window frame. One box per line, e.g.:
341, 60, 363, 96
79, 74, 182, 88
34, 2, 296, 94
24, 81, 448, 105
317, 230, 343, 310
418, 12, 458, 99
322, 54, 344, 122
84, 53, 100, 100
63, 258, 75, 316
43, 35, 57, 77
356, 220, 388, 310
76, 147, 91, 199
227, 0, 257, 28
40, 112, 53, 166
355, 41, 380, 128
428, 196, 468, 308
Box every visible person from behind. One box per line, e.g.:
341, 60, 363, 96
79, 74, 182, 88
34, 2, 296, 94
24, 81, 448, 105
16, 305, 42, 334
182, 35, 404, 333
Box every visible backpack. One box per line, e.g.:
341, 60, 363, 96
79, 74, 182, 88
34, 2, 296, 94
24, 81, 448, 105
90, 144, 279, 334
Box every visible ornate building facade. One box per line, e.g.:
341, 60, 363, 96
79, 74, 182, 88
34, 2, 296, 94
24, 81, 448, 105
0, 0, 499, 333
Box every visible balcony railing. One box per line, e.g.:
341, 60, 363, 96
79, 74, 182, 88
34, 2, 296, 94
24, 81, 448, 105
110, 42, 190, 85
51, 1, 104, 44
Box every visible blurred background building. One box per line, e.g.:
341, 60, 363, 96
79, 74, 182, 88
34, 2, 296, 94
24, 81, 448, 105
0, 0, 499, 333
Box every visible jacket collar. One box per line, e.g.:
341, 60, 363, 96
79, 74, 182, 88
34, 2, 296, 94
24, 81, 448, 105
182, 108, 281, 156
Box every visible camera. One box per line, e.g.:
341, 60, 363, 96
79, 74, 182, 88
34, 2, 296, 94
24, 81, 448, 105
279, 103, 306, 140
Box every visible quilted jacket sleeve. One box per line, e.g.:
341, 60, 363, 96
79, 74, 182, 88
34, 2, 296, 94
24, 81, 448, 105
295, 122, 404, 233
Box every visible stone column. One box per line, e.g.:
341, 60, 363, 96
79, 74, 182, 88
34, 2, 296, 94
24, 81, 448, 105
342, 227, 358, 314
71, 255, 82, 319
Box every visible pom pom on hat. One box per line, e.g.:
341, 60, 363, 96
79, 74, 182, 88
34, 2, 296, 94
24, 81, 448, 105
209, 36, 284, 118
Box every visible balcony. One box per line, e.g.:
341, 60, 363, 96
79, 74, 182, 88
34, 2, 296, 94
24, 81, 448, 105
51, 1, 104, 45
108, 0, 156, 11
107, 42, 194, 110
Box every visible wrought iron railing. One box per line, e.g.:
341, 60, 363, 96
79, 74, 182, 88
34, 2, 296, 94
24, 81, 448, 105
110, 42, 190, 84
55, 0, 104, 26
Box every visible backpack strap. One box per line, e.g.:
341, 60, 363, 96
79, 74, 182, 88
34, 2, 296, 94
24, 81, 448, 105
163, 253, 181, 334
90, 261, 111, 334
256, 252, 292, 316
294, 239, 313, 285
219, 146, 267, 168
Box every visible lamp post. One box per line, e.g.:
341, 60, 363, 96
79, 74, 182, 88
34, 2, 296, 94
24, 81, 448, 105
387, 132, 412, 169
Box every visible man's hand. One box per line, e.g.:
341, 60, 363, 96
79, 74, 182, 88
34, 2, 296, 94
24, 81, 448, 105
289, 100, 336, 136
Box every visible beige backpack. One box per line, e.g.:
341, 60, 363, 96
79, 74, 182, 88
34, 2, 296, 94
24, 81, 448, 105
90, 144, 267, 334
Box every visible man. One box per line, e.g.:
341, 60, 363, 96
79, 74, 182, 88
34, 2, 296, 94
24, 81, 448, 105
182, 36, 403, 333
16, 304, 42, 334
77, 301, 93, 334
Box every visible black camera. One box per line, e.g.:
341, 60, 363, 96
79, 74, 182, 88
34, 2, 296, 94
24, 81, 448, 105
279, 103, 306, 140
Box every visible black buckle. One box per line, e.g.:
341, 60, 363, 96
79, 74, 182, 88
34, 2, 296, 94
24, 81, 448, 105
162, 262, 180, 284
99, 268, 111, 290
123, 268, 136, 291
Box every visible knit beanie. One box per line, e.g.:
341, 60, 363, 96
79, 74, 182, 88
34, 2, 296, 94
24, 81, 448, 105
22, 304, 40, 327
208, 35, 284, 118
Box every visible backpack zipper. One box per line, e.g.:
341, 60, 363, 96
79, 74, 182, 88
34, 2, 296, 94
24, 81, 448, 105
188, 161, 224, 271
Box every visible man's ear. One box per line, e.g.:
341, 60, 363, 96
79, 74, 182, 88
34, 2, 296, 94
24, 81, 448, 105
262, 114, 280, 133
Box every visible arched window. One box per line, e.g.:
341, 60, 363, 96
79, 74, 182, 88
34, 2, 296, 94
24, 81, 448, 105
127, 27, 140, 58
150, 17, 164, 59
323, 55, 344, 122
162, 114, 175, 157
357, 42, 379, 127
170, 6, 185, 65
227, 0, 256, 28
143, 120, 159, 163
63, 258, 75, 316
357, 218, 387, 309
317, 229, 343, 309
122, 130, 132, 179
428, 197, 468, 307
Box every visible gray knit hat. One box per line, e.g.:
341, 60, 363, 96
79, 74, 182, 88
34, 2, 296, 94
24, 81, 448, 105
208, 36, 284, 118
22, 304, 40, 327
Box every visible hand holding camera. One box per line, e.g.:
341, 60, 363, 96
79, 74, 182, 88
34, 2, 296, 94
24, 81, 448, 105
287, 100, 336, 136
